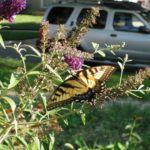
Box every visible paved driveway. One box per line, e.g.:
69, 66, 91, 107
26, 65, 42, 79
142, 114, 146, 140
0, 39, 41, 63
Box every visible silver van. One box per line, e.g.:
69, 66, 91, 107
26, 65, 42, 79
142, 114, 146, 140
42, 1, 150, 67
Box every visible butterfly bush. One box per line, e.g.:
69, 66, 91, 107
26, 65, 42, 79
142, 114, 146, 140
64, 54, 84, 70
38, 21, 94, 71
0, 4, 150, 149
38, 7, 99, 71
0, 0, 26, 22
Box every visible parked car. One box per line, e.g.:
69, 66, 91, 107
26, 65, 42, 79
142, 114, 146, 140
42, 1, 150, 68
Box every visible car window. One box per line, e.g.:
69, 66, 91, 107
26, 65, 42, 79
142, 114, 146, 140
113, 12, 144, 32
77, 9, 107, 29
140, 11, 150, 24
47, 7, 73, 24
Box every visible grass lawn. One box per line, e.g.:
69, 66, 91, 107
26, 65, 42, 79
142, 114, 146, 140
0, 14, 42, 41
56, 101, 150, 149
0, 57, 149, 149
0, 14, 42, 30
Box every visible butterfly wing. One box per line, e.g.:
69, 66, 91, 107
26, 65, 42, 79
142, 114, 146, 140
47, 65, 116, 110
47, 76, 89, 109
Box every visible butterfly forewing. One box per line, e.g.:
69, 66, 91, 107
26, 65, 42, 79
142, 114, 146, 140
50, 77, 88, 101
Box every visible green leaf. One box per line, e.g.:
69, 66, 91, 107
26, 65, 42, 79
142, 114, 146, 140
110, 50, 116, 55
139, 90, 145, 95
117, 142, 126, 150
138, 84, 144, 90
92, 42, 99, 51
117, 61, 124, 70
125, 124, 132, 130
45, 64, 63, 81
7, 73, 20, 89
16, 136, 28, 147
2, 96, 16, 113
27, 71, 41, 76
106, 144, 115, 149
0, 81, 5, 89
33, 137, 41, 150
49, 133, 55, 150
126, 91, 142, 98
64, 143, 74, 150
81, 113, 86, 125
124, 54, 129, 62
97, 50, 106, 57
0, 34, 5, 49
63, 119, 69, 126
132, 133, 142, 141
118, 57, 123, 61
2, 96, 18, 134
40, 93, 47, 112
24, 44, 41, 57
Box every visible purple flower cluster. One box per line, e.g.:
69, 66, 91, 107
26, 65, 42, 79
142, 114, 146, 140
64, 54, 84, 70
0, 0, 26, 22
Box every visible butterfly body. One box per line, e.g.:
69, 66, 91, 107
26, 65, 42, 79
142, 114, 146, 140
47, 66, 116, 110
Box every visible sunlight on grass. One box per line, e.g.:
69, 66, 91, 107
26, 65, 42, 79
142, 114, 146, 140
1, 14, 42, 24
0, 14, 42, 32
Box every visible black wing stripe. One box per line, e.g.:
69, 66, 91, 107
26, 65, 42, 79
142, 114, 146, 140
56, 87, 66, 94
89, 67, 96, 74
82, 69, 88, 79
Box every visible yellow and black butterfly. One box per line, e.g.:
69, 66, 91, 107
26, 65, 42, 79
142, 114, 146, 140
47, 65, 116, 110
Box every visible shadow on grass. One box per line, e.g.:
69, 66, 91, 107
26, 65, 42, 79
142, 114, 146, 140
1, 22, 41, 30
56, 100, 150, 150
0, 30, 39, 41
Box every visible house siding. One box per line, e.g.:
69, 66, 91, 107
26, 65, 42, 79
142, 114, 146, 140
26, 0, 53, 11
26, 0, 42, 11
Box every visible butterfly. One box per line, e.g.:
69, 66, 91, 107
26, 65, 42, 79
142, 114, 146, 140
47, 65, 116, 110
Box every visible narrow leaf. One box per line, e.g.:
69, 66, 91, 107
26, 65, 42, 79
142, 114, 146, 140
124, 54, 129, 62
117, 61, 123, 70
97, 50, 106, 57
92, 42, 99, 51
45, 64, 63, 81
27, 71, 41, 76
0, 81, 5, 89
49, 133, 55, 150
8, 73, 20, 89
125, 124, 132, 130
2, 96, 16, 113
117, 142, 126, 150
33, 137, 41, 150
138, 84, 144, 90
0, 34, 5, 49
24, 44, 41, 57
16, 136, 28, 147
64, 143, 74, 150
132, 133, 142, 141
81, 113, 86, 125
126, 91, 142, 98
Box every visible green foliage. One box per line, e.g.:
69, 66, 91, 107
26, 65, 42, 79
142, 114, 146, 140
0, 7, 149, 150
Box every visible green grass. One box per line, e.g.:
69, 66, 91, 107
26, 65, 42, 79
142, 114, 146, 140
0, 14, 42, 30
56, 101, 150, 150
0, 30, 39, 41
0, 14, 42, 40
